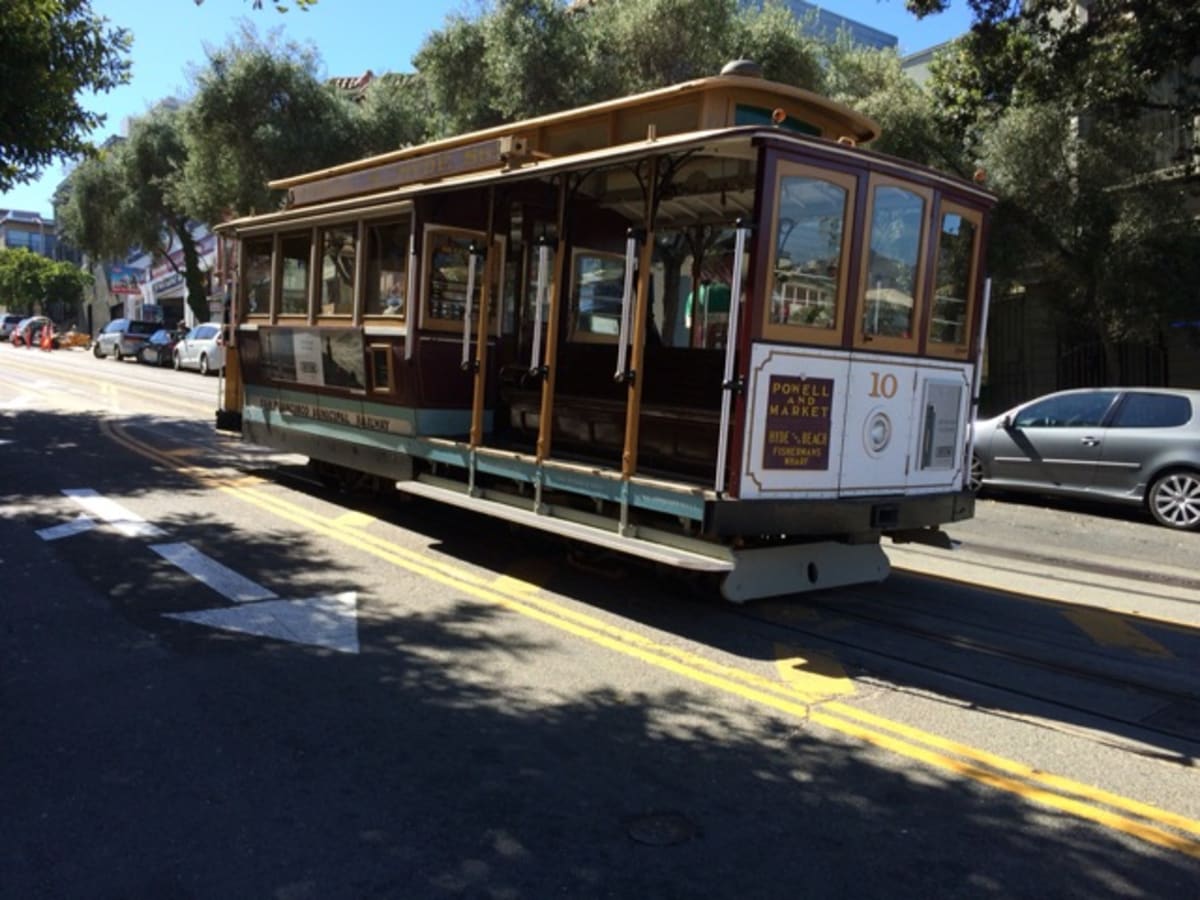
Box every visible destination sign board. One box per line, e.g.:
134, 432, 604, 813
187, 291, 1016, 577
762, 375, 833, 471
287, 138, 511, 207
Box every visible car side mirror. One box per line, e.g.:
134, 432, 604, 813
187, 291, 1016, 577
1002, 414, 1014, 429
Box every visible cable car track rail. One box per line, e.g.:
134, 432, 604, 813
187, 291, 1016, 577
736, 588, 1200, 758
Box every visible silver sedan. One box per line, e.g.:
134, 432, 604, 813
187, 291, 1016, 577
969, 387, 1200, 530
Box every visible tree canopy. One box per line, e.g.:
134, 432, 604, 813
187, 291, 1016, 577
0, 247, 92, 318
915, 0, 1200, 367
0, 0, 131, 192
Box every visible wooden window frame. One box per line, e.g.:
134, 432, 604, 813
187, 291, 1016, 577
274, 229, 314, 325
924, 201, 982, 361
761, 161, 857, 347
853, 174, 933, 354
368, 342, 394, 394
566, 247, 627, 345
362, 214, 415, 324
239, 234, 274, 322
315, 222, 358, 322
420, 224, 506, 336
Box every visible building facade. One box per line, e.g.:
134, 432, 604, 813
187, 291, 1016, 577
768, 2, 898, 50
0, 209, 72, 261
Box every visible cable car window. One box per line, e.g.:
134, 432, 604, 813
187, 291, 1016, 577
319, 224, 356, 316
569, 249, 625, 343
279, 231, 312, 317
762, 162, 856, 346
241, 236, 273, 318
364, 218, 411, 318
928, 204, 980, 356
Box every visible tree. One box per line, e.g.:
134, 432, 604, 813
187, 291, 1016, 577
412, 0, 825, 137
977, 103, 1200, 365
192, 0, 318, 10
40, 259, 94, 322
414, 0, 584, 136
52, 143, 131, 265
822, 38, 956, 171
353, 73, 435, 157
0, 248, 92, 319
915, 0, 1200, 379
57, 106, 214, 323
180, 27, 361, 221
0, 0, 131, 192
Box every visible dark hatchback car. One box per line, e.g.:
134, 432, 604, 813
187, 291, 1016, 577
970, 388, 1200, 530
138, 328, 185, 366
93, 318, 159, 361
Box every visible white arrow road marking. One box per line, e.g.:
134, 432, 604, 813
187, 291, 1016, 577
37, 488, 361, 653
62, 488, 166, 538
165, 592, 360, 654
150, 542, 278, 603
37, 514, 97, 541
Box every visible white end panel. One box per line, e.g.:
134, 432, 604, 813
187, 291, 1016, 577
739, 345, 851, 500
838, 355, 917, 495
738, 345, 973, 500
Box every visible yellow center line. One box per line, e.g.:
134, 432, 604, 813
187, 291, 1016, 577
101, 419, 1200, 859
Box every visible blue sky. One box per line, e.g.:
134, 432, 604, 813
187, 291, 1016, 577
2, 0, 974, 216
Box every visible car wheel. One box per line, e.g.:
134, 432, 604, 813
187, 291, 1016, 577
199, 354, 210, 376
93, 342, 104, 358
1147, 470, 1200, 531
968, 454, 984, 493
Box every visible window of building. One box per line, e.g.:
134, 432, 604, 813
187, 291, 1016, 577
763, 162, 857, 346
364, 218, 411, 318
319, 224, 356, 316
279, 231, 311, 316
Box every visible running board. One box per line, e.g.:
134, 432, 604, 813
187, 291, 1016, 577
394, 477, 893, 602
394, 478, 733, 573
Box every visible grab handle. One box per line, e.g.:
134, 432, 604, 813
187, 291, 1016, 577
614, 229, 639, 382
460, 242, 484, 371
529, 234, 552, 376
714, 220, 751, 494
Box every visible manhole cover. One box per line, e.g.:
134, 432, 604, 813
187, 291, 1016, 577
625, 812, 699, 846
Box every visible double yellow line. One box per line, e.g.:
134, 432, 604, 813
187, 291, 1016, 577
103, 418, 1200, 859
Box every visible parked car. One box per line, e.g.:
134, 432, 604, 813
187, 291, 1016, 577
1, 313, 23, 341
93, 318, 160, 361
10, 316, 60, 349
173, 323, 225, 375
138, 328, 185, 366
970, 387, 1200, 530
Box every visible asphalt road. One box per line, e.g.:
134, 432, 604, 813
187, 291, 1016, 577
2, 345, 1199, 899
